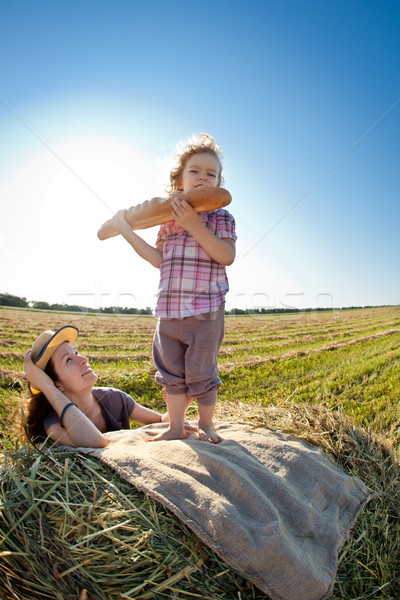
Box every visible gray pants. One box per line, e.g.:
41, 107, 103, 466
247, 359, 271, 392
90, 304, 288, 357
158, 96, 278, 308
153, 303, 225, 406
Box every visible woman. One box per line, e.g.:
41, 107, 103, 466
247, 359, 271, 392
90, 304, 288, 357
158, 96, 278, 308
24, 325, 174, 448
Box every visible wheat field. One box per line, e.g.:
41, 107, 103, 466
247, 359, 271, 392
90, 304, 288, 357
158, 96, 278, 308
1, 305, 399, 444
0, 305, 399, 599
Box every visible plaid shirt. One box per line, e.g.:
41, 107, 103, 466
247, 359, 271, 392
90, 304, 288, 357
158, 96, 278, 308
155, 209, 236, 318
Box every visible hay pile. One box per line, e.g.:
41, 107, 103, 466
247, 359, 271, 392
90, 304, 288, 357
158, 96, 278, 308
1, 402, 399, 600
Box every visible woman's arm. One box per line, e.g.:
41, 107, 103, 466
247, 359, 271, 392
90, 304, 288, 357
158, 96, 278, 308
129, 403, 166, 425
171, 199, 236, 265
110, 210, 164, 268
130, 388, 198, 430
24, 351, 108, 448
44, 418, 108, 447
44, 403, 108, 448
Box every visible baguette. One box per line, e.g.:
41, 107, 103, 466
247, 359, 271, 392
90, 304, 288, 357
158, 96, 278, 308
97, 187, 231, 240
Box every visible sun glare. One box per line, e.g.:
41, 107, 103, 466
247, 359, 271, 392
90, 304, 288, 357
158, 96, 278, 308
0, 135, 166, 307
46, 137, 166, 216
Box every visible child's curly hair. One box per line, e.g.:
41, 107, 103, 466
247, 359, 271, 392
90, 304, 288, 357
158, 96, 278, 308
166, 133, 224, 193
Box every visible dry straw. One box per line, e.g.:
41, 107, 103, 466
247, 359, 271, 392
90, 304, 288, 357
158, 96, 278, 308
1, 402, 399, 600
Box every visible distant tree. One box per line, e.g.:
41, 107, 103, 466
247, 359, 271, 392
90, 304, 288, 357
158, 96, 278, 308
226, 308, 247, 315
62, 304, 86, 313
31, 301, 51, 310
50, 303, 67, 312
0, 293, 28, 307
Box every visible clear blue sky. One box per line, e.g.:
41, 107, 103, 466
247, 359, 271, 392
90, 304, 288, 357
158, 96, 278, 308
1, 0, 399, 312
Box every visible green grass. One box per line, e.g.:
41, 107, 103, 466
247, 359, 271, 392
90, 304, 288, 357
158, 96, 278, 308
218, 332, 400, 432
1, 401, 399, 600
1, 305, 400, 444
1, 305, 400, 599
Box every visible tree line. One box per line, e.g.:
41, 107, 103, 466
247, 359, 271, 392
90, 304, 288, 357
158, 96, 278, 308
1, 292, 379, 316
0, 293, 152, 315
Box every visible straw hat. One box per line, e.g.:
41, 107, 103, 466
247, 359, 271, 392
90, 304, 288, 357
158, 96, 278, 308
29, 325, 79, 395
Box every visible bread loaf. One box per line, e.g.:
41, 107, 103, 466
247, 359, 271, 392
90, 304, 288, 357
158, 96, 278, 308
97, 186, 231, 240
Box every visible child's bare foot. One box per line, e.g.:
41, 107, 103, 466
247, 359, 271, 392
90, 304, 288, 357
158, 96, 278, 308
198, 424, 222, 444
184, 420, 198, 432
160, 413, 197, 432
146, 427, 187, 442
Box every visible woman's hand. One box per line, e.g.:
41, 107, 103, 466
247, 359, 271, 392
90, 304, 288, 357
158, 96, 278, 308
24, 350, 108, 448
23, 349, 54, 393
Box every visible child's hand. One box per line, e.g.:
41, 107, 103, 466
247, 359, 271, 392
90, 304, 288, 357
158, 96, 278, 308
171, 198, 202, 234
110, 209, 130, 234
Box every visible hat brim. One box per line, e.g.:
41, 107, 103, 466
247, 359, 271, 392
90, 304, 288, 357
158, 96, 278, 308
29, 325, 79, 396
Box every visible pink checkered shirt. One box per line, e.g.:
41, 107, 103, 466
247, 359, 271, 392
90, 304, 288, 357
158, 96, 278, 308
155, 209, 236, 318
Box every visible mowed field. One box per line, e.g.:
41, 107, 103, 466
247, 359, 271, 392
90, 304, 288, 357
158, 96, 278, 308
1, 305, 400, 600
1, 304, 399, 448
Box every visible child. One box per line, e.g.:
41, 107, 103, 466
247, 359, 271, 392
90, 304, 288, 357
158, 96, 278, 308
110, 133, 236, 443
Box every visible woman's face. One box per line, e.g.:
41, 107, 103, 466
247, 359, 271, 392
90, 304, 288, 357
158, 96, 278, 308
49, 341, 98, 394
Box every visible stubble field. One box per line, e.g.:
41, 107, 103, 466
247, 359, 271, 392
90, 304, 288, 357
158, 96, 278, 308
1, 304, 399, 447
0, 305, 399, 599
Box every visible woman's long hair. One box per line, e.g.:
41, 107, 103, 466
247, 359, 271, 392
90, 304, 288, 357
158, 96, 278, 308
24, 360, 58, 442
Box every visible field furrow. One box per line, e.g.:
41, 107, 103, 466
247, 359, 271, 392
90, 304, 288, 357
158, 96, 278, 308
1, 305, 399, 445
1, 305, 400, 600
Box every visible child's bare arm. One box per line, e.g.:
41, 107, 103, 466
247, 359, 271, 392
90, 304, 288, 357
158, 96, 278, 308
171, 199, 236, 266
110, 210, 163, 268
